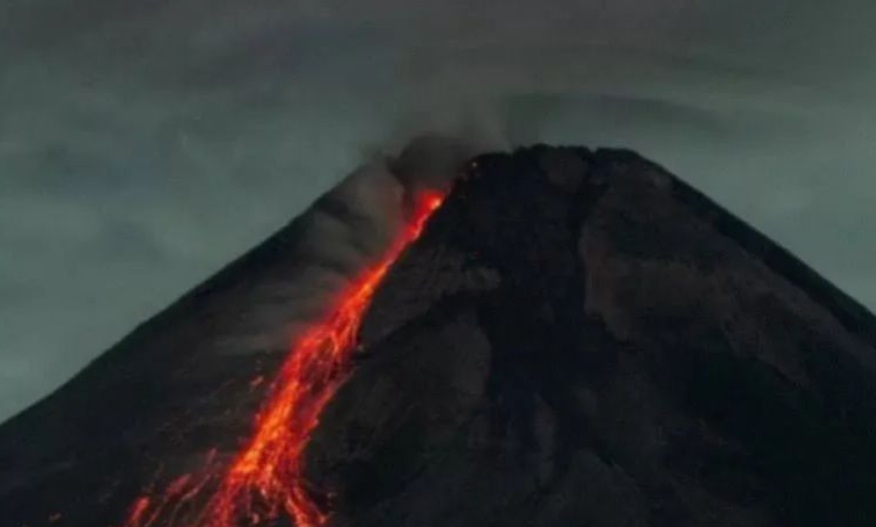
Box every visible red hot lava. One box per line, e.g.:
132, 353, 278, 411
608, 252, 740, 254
119, 190, 445, 527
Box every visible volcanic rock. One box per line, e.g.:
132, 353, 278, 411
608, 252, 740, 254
1, 146, 875, 527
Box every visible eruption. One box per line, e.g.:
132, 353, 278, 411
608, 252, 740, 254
114, 138, 459, 527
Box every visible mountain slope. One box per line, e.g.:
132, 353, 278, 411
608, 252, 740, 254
308, 146, 876, 527
1, 145, 874, 527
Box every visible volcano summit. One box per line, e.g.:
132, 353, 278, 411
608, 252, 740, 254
1, 144, 875, 527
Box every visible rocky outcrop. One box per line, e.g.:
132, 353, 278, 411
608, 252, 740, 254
1, 146, 874, 527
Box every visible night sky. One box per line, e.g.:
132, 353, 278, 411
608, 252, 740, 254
1, 0, 874, 422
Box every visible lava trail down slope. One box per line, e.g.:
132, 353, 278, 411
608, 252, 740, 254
117, 190, 443, 527
1, 145, 876, 527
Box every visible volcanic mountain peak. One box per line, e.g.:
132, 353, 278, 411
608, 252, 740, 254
1, 145, 875, 527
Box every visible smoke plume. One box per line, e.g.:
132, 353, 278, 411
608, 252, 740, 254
272, 134, 476, 339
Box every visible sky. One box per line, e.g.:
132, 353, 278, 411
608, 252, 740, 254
1, 0, 875, 423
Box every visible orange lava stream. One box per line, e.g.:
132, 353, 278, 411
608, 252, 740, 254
118, 190, 444, 527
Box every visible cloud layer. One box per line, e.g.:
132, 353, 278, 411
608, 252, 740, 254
1, 0, 875, 421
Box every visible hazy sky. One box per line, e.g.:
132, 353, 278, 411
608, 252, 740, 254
1, 0, 875, 423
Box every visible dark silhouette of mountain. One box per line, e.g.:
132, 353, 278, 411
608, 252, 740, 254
1, 145, 874, 527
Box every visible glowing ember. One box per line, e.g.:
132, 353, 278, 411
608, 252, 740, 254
119, 190, 445, 527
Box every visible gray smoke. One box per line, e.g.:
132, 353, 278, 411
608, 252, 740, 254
268, 134, 475, 330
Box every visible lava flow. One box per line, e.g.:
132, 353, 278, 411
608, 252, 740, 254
119, 190, 445, 527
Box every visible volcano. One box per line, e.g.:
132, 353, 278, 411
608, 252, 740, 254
1, 144, 875, 527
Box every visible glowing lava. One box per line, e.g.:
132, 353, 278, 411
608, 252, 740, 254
119, 190, 444, 527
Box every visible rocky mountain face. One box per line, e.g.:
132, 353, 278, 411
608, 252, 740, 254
2, 146, 875, 527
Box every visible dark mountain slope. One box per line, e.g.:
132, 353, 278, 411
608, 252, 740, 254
1, 146, 874, 527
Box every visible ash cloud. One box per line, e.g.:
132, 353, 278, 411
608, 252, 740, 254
258, 135, 474, 334
302, 133, 475, 264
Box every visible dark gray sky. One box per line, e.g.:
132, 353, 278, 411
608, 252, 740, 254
1, 0, 875, 423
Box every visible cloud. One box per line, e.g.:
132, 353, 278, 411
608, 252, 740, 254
1, 0, 875, 422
